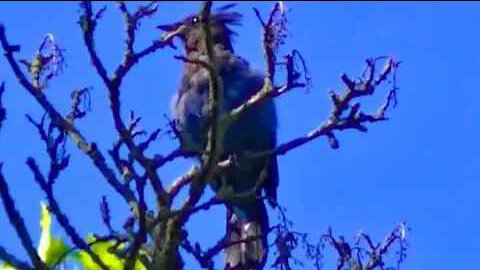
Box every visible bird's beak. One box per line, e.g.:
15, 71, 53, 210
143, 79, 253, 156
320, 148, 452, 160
157, 23, 187, 44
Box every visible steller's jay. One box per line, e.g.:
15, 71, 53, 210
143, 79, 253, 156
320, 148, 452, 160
159, 6, 278, 270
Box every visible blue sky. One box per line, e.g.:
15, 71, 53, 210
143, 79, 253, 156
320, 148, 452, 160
0, 2, 479, 270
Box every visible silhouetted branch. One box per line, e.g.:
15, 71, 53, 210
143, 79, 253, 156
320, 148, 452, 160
168, 166, 198, 199
317, 224, 409, 270
0, 244, 34, 270
25, 113, 70, 186
26, 157, 110, 270
124, 174, 148, 270
269, 205, 311, 270
66, 87, 91, 122
274, 57, 399, 155
187, 197, 222, 216
153, 147, 185, 168
0, 82, 5, 130
181, 225, 275, 270
79, 1, 170, 209
100, 195, 115, 234
138, 128, 162, 152
0, 163, 47, 270
114, 1, 169, 81
253, 2, 281, 81
78, 1, 110, 85
242, 57, 399, 161
355, 223, 409, 270
81, 1, 171, 85
117, 1, 158, 58
78, 3, 199, 268
227, 49, 307, 123
236, 5, 399, 160
180, 236, 215, 270
267, 205, 408, 270
227, 4, 308, 128
0, 23, 138, 206
1, 20, 133, 268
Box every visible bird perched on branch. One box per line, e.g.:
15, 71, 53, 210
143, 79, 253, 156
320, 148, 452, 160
159, 5, 278, 270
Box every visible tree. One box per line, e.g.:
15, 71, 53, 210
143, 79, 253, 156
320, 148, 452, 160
0, 2, 407, 270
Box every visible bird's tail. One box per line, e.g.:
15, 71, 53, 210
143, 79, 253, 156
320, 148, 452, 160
224, 200, 269, 270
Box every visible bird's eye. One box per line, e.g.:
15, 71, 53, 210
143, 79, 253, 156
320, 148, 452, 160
191, 16, 200, 25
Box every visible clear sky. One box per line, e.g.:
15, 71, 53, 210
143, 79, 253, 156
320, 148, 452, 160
0, 2, 479, 270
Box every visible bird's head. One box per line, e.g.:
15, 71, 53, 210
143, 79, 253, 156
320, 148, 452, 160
158, 4, 242, 54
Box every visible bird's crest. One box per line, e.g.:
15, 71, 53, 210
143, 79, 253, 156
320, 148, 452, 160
158, 3, 242, 52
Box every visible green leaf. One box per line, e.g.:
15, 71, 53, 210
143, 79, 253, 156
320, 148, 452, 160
75, 236, 145, 270
0, 263, 16, 270
37, 202, 71, 268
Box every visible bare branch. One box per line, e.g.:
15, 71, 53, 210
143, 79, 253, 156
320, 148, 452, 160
124, 175, 148, 270
254, 3, 280, 81
0, 82, 5, 130
117, 1, 159, 60
187, 197, 222, 216
117, 2, 135, 57
242, 57, 400, 160
226, 7, 307, 127
26, 158, 110, 270
0, 23, 138, 206
81, 1, 171, 86
138, 128, 162, 152
153, 147, 184, 169
25, 114, 70, 186
66, 87, 91, 122
79, 1, 170, 208
168, 156, 234, 207
0, 244, 34, 270
318, 224, 409, 270
181, 226, 275, 270
180, 235, 214, 270
100, 195, 115, 234
168, 166, 198, 199
0, 163, 47, 270
79, 1, 110, 85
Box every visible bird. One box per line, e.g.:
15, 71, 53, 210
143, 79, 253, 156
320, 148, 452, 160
159, 5, 279, 270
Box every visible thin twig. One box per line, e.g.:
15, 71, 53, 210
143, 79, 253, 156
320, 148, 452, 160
79, 1, 170, 209
124, 175, 148, 270
0, 82, 5, 130
0, 23, 138, 206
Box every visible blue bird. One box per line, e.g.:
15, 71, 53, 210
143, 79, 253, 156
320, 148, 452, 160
159, 6, 278, 270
